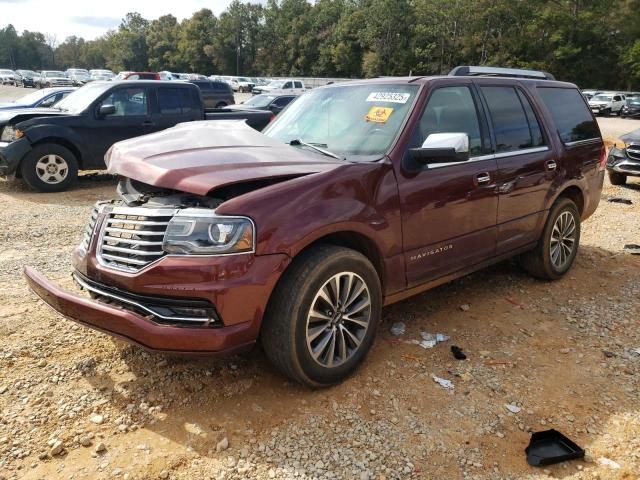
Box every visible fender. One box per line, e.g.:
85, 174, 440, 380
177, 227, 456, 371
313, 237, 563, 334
19, 124, 89, 166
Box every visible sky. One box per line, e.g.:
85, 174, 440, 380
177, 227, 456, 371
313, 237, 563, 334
0, 0, 249, 41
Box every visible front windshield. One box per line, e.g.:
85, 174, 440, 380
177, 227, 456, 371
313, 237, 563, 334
238, 77, 251, 82
245, 95, 276, 107
264, 84, 419, 160
54, 83, 112, 113
592, 94, 612, 102
18, 70, 35, 77
46, 71, 66, 78
15, 90, 47, 104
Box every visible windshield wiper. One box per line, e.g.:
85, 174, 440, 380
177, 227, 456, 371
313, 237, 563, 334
289, 139, 344, 161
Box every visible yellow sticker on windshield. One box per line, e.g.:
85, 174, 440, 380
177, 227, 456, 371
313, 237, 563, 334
365, 106, 393, 123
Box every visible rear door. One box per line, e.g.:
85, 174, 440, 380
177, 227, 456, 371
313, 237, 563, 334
476, 82, 557, 253
397, 81, 499, 285
152, 86, 202, 131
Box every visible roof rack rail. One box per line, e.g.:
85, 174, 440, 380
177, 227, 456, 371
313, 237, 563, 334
449, 66, 555, 81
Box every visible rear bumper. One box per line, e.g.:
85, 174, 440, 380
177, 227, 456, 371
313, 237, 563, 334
0, 138, 31, 175
24, 259, 284, 354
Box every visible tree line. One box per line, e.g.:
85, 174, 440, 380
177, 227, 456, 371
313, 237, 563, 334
1, 0, 639, 89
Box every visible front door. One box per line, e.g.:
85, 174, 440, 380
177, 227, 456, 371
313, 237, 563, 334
84, 86, 152, 168
397, 84, 499, 286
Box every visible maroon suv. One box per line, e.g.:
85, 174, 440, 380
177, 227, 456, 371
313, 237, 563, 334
26, 66, 606, 387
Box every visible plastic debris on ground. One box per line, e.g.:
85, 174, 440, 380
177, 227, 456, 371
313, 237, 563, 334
451, 345, 467, 360
525, 429, 585, 466
607, 197, 633, 205
504, 404, 521, 414
598, 457, 621, 469
411, 331, 450, 349
390, 322, 406, 336
623, 244, 640, 255
431, 375, 454, 390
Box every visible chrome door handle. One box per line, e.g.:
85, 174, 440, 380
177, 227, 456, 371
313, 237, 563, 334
546, 160, 557, 171
476, 172, 491, 184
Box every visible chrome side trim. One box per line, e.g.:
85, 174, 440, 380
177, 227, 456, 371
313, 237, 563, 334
612, 161, 640, 175
427, 146, 550, 169
564, 138, 601, 147
72, 273, 212, 323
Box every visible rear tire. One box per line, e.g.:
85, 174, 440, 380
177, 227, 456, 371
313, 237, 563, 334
520, 197, 581, 280
261, 245, 382, 387
608, 171, 627, 186
20, 143, 79, 193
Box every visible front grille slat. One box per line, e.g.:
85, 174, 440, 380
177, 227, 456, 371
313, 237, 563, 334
96, 208, 176, 272
79, 205, 99, 252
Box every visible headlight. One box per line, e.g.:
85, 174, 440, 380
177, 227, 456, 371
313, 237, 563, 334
163, 210, 254, 255
0, 126, 22, 142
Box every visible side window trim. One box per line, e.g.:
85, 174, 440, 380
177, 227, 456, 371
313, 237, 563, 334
515, 87, 548, 147
412, 83, 489, 155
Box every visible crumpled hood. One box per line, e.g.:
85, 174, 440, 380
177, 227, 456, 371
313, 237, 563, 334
106, 120, 344, 196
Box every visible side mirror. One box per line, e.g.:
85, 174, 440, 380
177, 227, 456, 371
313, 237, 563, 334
409, 133, 470, 164
98, 104, 116, 117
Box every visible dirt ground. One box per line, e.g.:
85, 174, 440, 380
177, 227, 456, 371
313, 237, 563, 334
0, 85, 639, 480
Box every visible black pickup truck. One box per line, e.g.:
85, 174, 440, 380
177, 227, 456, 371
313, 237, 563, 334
0, 81, 273, 192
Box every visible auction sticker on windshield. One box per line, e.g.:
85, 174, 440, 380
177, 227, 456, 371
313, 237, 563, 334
366, 92, 411, 104
365, 106, 394, 123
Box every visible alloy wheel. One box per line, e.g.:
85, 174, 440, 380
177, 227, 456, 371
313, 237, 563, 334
550, 211, 576, 269
35, 154, 69, 184
305, 272, 372, 368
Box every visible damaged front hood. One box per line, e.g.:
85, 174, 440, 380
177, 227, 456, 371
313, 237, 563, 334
620, 128, 640, 144
106, 121, 344, 196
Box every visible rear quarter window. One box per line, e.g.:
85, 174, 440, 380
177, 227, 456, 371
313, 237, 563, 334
537, 87, 599, 144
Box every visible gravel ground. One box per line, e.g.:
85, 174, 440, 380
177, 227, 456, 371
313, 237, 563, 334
0, 84, 639, 480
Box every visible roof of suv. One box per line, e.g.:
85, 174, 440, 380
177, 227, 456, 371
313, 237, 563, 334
326, 76, 577, 90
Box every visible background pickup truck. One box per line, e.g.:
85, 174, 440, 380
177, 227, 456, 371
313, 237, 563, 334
252, 78, 307, 95
0, 80, 274, 192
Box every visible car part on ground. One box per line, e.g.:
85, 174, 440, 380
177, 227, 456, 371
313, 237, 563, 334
525, 430, 585, 466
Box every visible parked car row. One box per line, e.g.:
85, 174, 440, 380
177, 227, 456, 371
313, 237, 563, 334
0, 68, 114, 88
582, 89, 640, 118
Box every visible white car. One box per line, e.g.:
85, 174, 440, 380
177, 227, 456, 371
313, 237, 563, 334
230, 76, 255, 92
252, 79, 307, 95
588, 92, 625, 116
0, 69, 19, 86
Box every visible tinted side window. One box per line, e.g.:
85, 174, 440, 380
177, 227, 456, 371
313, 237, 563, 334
158, 88, 192, 114
273, 96, 293, 107
517, 90, 545, 148
418, 86, 483, 155
99, 88, 147, 116
283, 82, 292, 89
537, 87, 599, 143
294, 81, 303, 88
481, 86, 537, 152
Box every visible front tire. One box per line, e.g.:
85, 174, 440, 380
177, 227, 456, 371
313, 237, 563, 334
20, 143, 78, 192
261, 245, 382, 387
608, 171, 627, 185
520, 197, 581, 280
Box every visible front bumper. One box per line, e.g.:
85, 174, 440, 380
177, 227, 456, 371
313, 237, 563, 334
0, 137, 31, 175
606, 147, 640, 176
25, 250, 290, 353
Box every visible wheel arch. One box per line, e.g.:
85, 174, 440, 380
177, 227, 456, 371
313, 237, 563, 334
27, 137, 83, 169
555, 185, 585, 217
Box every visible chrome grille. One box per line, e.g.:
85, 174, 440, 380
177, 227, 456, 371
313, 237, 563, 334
79, 205, 99, 253
626, 146, 640, 161
97, 207, 176, 272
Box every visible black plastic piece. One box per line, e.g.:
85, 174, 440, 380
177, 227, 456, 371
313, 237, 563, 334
525, 429, 585, 466
451, 345, 467, 360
